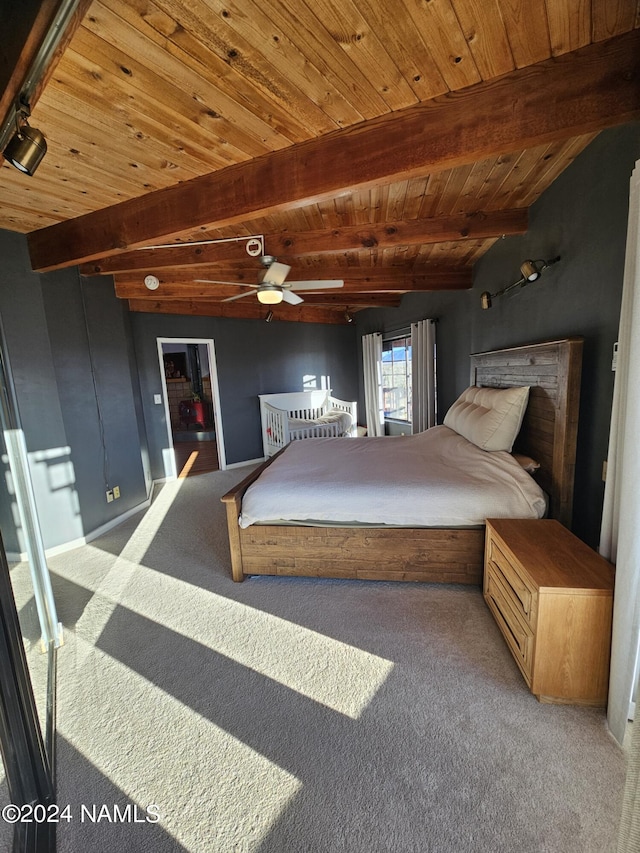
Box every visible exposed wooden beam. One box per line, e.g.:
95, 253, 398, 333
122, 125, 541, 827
270, 209, 527, 257
115, 281, 255, 300
28, 30, 640, 272
83, 239, 258, 276
284, 293, 402, 307
113, 267, 472, 292
80, 209, 528, 274
115, 279, 401, 306
127, 299, 350, 324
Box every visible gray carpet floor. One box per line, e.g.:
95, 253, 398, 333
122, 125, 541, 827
4, 467, 628, 852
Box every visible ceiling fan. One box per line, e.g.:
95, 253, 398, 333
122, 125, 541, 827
195, 255, 344, 305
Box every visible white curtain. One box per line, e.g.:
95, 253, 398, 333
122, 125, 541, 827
411, 319, 436, 433
362, 333, 384, 436
600, 160, 640, 746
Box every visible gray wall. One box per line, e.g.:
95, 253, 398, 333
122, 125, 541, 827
356, 122, 640, 546
0, 232, 149, 553
1, 121, 637, 553
130, 312, 360, 475
470, 123, 640, 545
356, 290, 471, 423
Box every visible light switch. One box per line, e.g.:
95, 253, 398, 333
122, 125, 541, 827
154, 394, 162, 404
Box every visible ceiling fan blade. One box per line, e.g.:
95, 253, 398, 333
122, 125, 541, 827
262, 261, 291, 286
282, 290, 304, 305
195, 279, 259, 288
288, 279, 344, 291
221, 290, 256, 303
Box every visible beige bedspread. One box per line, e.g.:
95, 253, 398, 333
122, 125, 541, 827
239, 425, 547, 528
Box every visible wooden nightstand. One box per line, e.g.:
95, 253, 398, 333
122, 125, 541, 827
484, 518, 614, 705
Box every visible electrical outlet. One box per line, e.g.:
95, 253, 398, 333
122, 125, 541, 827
113, 486, 120, 499
154, 394, 162, 404
106, 490, 114, 503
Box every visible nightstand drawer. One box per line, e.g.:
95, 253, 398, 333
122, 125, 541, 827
484, 519, 614, 705
485, 565, 534, 683
487, 538, 537, 628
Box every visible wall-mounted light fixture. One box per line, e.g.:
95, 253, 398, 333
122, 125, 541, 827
2, 104, 47, 176
480, 256, 560, 310
265, 310, 274, 323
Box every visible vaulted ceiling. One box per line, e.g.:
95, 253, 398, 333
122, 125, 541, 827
2, 0, 639, 323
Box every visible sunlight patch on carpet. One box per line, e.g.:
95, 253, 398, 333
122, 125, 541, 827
59, 642, 301, 852
58, 556, 394, 720
60, 478, 189, 666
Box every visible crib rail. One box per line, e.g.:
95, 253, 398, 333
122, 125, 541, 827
289, 421, 344, 441
288, 406, 325, 421
327, 397, 358, 433
262, 401, 290, 457
259, 392, 358, 457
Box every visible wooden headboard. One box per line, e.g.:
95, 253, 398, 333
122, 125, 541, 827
469, 337, 584, 528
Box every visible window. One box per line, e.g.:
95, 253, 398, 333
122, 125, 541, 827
382, 335, 412, 422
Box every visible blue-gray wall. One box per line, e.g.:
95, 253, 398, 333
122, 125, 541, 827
1, 121, 638, 554
356, 122, 640, 546
0, 231, 360, 550
0, 233, 149, 553
130, 312, 359, 474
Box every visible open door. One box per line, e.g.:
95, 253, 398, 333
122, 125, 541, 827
156, 338, 226, 478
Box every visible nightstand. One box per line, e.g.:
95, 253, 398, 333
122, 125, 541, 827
484, 518, 614, 705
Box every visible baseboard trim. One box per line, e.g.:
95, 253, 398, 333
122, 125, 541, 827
6, 465, 252, 564
225, 457, 265, 470
7, 497, 152, 563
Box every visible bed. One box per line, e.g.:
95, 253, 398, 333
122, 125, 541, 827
259, 391, 357, 457
222, 338, 583, 584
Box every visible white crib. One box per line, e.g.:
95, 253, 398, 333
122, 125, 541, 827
259, 391, 358, 457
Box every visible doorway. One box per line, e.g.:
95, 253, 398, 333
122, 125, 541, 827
157, 338, 226, 478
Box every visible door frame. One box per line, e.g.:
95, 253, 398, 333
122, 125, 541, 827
156, 338, 227, 475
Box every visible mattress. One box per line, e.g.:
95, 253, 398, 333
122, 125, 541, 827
239, 425, 547, 528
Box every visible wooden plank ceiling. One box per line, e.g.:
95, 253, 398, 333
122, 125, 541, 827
2, 0, 639, 323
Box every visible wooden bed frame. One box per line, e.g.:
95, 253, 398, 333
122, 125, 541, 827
222, 337, 583, 584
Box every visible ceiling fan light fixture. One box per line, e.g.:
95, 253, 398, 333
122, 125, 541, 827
257, 285, 284, 304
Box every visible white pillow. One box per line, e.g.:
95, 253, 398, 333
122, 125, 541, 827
443, 385, 530, 452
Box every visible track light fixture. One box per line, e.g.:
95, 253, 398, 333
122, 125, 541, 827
265, 310, 274, 323
345, 312, 353, 323
2, 105, 47, 176
1, 0, 85, 177
480, 256, 560, 310
480, 291, 492, 310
